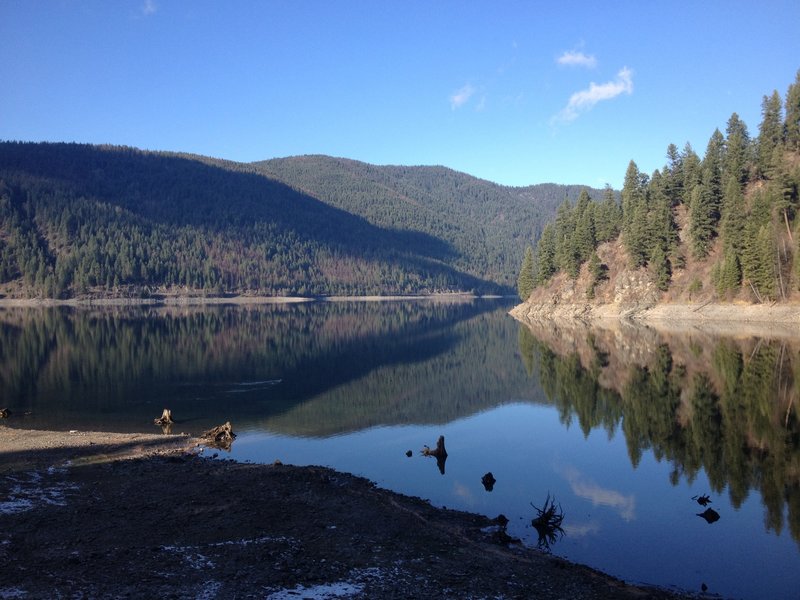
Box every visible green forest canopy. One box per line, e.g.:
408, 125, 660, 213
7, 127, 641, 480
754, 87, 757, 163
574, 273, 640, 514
0, 143, 603, 299
520, 69, 800, 304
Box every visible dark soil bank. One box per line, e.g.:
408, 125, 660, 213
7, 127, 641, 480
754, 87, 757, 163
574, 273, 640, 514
0, 428, 695, 599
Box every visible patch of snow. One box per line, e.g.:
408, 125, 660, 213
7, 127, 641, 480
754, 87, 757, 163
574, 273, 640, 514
209, 535, 295, 547
0, 587, 28, 598
265, 581, 364, 600
1, 470, 78, 515
0, 497, 34, 515
160, 545, 214, 570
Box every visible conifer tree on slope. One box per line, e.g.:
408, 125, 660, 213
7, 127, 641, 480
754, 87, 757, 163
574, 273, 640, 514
517, 246, 535, 300
786, 70, 800, 152
757, 91, 784, 179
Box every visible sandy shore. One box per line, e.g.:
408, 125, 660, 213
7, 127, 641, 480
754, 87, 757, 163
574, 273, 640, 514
0, 426, 695, 599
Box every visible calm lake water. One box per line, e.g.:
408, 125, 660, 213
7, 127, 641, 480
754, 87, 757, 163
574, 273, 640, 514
2, 299, 799, 600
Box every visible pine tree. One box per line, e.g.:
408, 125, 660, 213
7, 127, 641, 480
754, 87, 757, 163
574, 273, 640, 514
573, 189, 596, 262
650, 244, 671, 291
517, 246, 536, 300
757, 91, 784, 179
721, 175, 746, 254
647, 170, 679, 260
786, 69, 800, 152
664, 143, 684, 205
554, 199, 580, 278
714, 251, 741, 297
621, 161, 650, 267
534, 224, 557, 286
723, 113, 751, 188
681, 142, 702, 204
689, 130, 724, 258
594, 185, 621, 242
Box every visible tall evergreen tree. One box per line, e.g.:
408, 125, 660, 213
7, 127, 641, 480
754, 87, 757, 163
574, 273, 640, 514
786, 69, 800, 152
757, 91, 784, 179
554, 199, 580, 278
534, 223, 557, 286
689, 130, 724, 258
517, 246, 536, 300
621, 161, 650, 267
594, 185, 622, 243
723, 113, 751, 188
573, 189, 596, 262
681, 142, 702, 203
664, 143, 685, 205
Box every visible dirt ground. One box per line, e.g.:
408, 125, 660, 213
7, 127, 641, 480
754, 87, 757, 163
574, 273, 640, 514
0, 427, 697, 599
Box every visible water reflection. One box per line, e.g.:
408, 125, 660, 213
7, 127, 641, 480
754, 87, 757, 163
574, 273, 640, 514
0, 299, 522, 433
516, 319, 800, 548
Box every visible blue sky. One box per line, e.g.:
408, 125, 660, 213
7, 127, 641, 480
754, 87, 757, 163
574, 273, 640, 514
2, 1, 799, 189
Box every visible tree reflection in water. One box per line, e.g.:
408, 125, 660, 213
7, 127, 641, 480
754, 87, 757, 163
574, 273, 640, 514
517, 320, 800, 548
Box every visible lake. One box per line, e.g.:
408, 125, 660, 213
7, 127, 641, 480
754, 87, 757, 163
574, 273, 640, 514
2, 299, 799, 600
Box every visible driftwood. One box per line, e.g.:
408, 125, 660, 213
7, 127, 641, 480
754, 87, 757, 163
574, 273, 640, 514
692, 494, 712, 507
154, 408, 174, 434
0, 408, 9, 418
531, 493, 565, 551
421, 435, 448, 475
202, 421, 236, 451
154, 408, 173, 425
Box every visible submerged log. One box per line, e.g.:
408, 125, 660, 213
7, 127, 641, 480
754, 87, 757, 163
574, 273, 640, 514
202, 421, 236, 451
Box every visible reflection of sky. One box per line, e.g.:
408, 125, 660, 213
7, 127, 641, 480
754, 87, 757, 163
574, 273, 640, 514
559, 465, 636, 522
229, 401, 800, 600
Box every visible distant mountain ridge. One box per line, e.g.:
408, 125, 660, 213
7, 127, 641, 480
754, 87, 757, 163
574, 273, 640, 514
0, 141, 607, 298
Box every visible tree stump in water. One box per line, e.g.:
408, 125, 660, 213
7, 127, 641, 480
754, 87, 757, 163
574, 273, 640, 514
202, 421, 236, 451
154, 408, 173, 426
0, 408, 9, 418
421, 435, 448, 474
154, 409, 173, 434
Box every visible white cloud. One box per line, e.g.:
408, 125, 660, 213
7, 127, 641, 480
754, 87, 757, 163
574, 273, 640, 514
142, 0, 157, 16
561, 466, 636, 521
449, 84, 476, 110
557, 50, 597, 69
554, 67, 634, 123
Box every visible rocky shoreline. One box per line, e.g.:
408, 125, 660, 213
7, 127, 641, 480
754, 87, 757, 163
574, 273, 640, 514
0, 427, 696, 599
510, 299, 800, 336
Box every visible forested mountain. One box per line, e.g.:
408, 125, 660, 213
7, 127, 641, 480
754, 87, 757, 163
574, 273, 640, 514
519, 69, 800, 304
0, 142, 602, 299
254, 155, 608, 291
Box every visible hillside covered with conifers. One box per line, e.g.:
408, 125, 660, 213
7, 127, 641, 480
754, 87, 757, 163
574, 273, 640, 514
0, 142, 604, 299
518, 70, 800, 307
